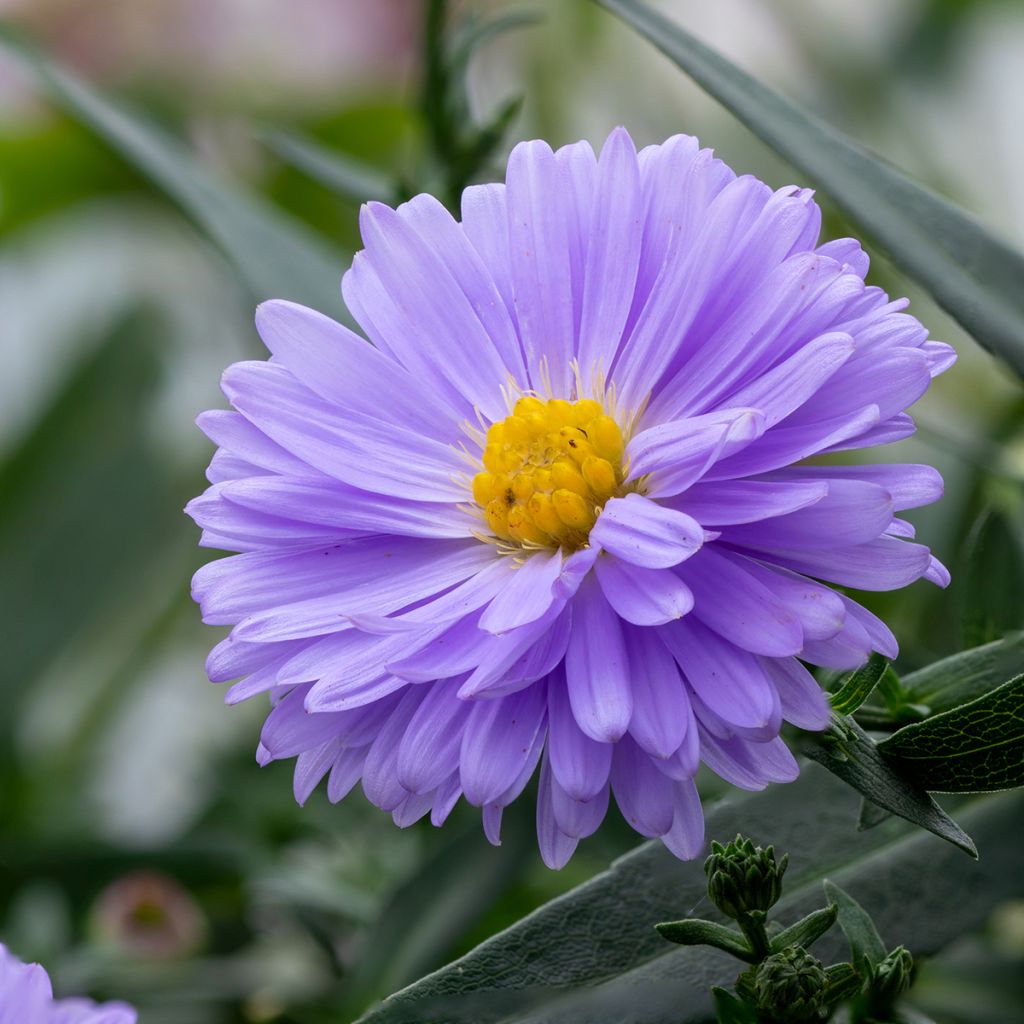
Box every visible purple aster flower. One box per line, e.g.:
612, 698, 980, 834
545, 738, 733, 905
0, 944, 137, 1024
187, 128, 953, 867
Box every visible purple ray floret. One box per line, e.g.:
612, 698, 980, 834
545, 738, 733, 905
0, 944, 137, 1024
187, 128, 953, 867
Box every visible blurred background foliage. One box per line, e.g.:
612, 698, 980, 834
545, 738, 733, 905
0, 1, 1021, 1021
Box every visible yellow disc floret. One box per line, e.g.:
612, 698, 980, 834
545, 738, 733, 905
472, 396, 627, 549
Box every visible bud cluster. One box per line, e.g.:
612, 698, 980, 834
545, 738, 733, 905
655, 833, 921, 1024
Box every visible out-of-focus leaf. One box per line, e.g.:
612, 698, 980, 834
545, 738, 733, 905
0, 26, 349, 319
960, 500, 1024, 649
823, 881, 887, 977
799, 717, 976, 857
0, 308, 183, 742
448, 8, 543, 77
262, 128, 394, 204
0, 120, 143, 238
878, 674, 1024, 793
355, 768, 1021, 1024
900, 633, 1024, 715
341, 805, 534, 1017
596, 0, 1024, 377
830, 655, 889, 715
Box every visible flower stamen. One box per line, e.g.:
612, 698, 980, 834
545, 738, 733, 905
472, 396, 627, 550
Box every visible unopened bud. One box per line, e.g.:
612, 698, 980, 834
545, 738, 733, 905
704, 834, 788, 920
753, 945, 827, 1022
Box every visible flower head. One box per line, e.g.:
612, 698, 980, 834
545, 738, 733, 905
188, 127, 953, 867
0, 944, 136, 1024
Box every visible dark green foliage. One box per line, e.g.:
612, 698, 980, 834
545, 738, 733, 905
798, 715, 977, 857
879, 674, 1024, 793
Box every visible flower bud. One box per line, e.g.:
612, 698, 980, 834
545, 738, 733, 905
873, 945, 914, 1004
704, 834, 788, 920
753, 945, 827, 1021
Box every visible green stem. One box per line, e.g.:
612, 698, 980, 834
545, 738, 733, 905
738, 913, 772, 961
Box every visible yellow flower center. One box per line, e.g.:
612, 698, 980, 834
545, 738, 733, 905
471, 396, 627, 550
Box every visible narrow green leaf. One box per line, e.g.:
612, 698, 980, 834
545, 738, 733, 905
770, 903, 838, 954
655, 919, 755, 962
595, 0, 1024, 376
878, 674, 1024, 793
799, 716, 977, 857
900, 632, 1024, 714
831, 654, 889, 715
449, 8, 543, 76
960, 501, 1024, 649
823, 881, 887, 976
355, 769, 1020, 1023
0, 26, 349, 319
262, 128, 394, 204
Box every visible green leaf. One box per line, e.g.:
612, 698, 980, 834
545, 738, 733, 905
712, 987, 759, 1024
262, 128, 395, 204
799, 716, 977, 857
770, 903, 838, 954
655, 919, 755, 962
878, 674, 1024, 793
824, 881, 887, 977
355, 768, 1021, 1023
0, 309, 187, 734
595, 0, 1024, 377
0, 26, 350, 319
900, 633, 1024, 715
823, 962, 863, 1006
830, 654, 890, 715
857, 798, 892, 832
960, 501, 1024, 649
339, 806, 534, 1017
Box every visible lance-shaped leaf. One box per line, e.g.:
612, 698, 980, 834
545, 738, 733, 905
830, 654, 889, 715
355, 769, 1020, 1023
900, 633, 1024, 715
769, 903, 838, 954
823, 880, 887, 977
655, 919, 754, 962
878, 674, 1024, 793
960, 501, 1024, 649
595, 0, 1024, 377
0, 26, 349, 319
262, 128, 394, 204
799, 716, 977, 857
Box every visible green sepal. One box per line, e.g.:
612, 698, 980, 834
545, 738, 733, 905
770, 903, 838, 953
655, 919, 756, 962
